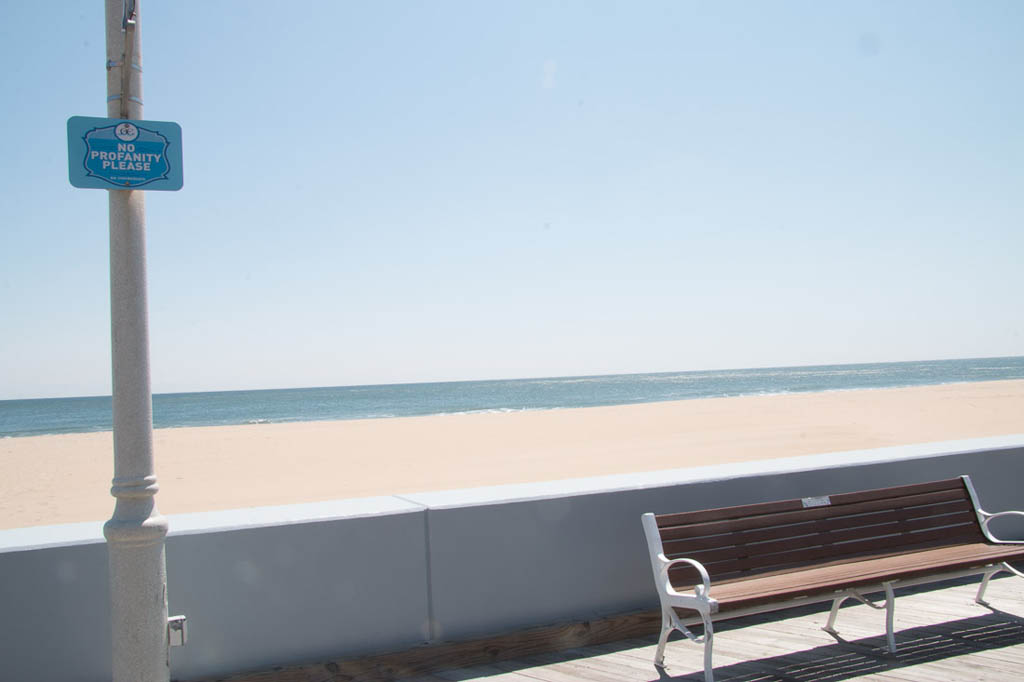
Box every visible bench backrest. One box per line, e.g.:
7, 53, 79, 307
651, 476, 987, 589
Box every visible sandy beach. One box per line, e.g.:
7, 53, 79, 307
2, 379, 1023, 530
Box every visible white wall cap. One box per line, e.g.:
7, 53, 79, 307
167, 495, 425, 536
0, 521, 106, 553
0, 496, 424, 551
401, 434, 1024, 510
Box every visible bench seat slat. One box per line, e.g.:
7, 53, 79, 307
670, 524, 985, 583
693, 542, 1024, 612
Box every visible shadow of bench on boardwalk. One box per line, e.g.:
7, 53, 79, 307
649, 608, 1024, 682
184, 578, 1022, 682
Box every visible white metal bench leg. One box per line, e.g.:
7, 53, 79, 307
654, 610, 673, 667
701, 610, 715, 682
977, 562, 1024, 605
822, 594, 848, 636
883, 582, 897, 653
654, 607, 715, 681
976, 565, 1001, 605
822, 586, 897, 652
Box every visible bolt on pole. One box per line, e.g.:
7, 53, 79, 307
102, 1, 171, 680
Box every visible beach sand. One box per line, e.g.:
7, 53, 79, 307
2, 379, 1023, 530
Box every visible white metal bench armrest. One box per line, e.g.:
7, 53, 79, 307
659, 555, 713, 598
980, 510, 1024, 544
641, 512, 717, 613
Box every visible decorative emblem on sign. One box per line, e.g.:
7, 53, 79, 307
80, 121, 171, 188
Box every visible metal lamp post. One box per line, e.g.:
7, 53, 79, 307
101, 1, 174, 680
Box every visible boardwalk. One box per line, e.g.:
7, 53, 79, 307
400, 576, 1024, 682
201, 576, 1024, 682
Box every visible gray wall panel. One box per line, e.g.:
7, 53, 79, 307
166, 508, 429, 680
0, 541, 111, 682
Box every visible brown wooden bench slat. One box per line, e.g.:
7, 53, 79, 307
654, 478, 964, 528
703, 542, 1024, 612
817, 477, 965, 506
665, 515, 981, 571
660, 503, 979, 557
669, 524, 984, 586
717, 540, 1022, 588
659, 485, 970, 540
814, 499, 976, 533
657, 487, 970, 541
821, 508, 978, 539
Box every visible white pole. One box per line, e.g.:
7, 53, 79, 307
102, 2, 171, 680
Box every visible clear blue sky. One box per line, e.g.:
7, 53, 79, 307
1, 1, 1022, 399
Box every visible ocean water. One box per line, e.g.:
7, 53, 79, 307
2, 356, 1023, 439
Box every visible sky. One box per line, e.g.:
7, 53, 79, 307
1, 1, 1022, 400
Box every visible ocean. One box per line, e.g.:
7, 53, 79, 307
2, 356, 1023, 439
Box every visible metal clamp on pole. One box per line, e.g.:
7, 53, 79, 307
168, 615, 188, 647
119, 0, 138, 119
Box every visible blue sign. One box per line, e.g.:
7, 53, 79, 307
68, 116, 183, 191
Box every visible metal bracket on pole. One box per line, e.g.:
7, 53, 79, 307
168, 615, 188, 647
119, 0, 138, 119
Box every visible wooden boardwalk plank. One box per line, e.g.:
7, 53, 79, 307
432, 664, 541, 682
187, 577, 1023, 682
432, 578, 1024, 682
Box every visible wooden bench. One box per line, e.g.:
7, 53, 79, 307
641, 475, 1024, 682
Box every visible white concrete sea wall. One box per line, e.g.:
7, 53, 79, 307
0, 498, 430, 682
165, 498, 430, 680
1, 435, 1023, 682
405, 435, 1024, 643
0, 529, 110, 680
